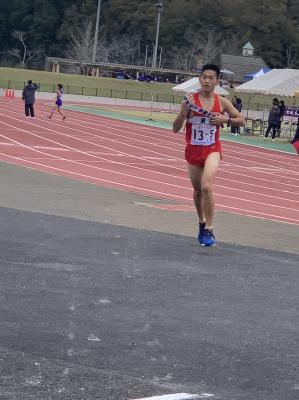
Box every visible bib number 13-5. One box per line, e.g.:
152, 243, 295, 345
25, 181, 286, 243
191, 124, 216, 146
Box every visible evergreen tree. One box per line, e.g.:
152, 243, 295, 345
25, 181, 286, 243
0, 0, 298, 68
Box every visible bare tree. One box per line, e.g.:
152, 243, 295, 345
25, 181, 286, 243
66, 18, 108, 64
8, 31, 42, 67
66, 19, 94, 62
171, 43, 200, 71
170, 28, 222, 71
222, 33, 246, 55
107, 35, 143, 65
196, 29, 222, 64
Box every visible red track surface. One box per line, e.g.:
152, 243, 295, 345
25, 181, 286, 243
1, 98, 299, 225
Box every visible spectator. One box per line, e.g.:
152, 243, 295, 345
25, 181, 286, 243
227, 96, 237, 129
231, 98, 243, 135
277, 100, 285, 136
291, 117, 299, 144
22, 80, 39, 118
231, 95, 237, 107
264, 98, 281, 141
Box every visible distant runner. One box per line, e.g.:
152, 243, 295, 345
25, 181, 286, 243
48, 83, 66, 120
173, 64, 245, 246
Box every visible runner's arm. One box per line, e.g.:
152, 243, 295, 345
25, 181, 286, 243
210, 98, 245, 126
173, 103, 189, 133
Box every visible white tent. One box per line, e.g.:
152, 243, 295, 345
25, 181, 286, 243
172, 77, 230, 96
220, 69, 235, 76
235, 68, 299, 96
254, 68, 271, 78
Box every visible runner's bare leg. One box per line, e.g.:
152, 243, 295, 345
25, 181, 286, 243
201, 152, 221, 229
188, 164, 205, 224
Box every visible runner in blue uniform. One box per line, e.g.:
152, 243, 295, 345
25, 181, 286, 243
48, 83, 66, 120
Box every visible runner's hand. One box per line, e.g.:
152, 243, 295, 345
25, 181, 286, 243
210, 113, 229, 126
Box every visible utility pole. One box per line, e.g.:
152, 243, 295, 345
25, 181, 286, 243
158, 46, 163, 68
145, 44, 149, 67
152, 1, 163, 69
92, 0, 102, 63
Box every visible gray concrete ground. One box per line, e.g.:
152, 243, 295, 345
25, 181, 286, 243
0, 162, 298, 254
0, 161, 299, 400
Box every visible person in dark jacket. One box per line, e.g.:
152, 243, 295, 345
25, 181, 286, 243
231, 98, 243, 134
264, 98, 281, 141
277, 100, 285, 137
291, 117, 299, 144
22, 80, 39, 117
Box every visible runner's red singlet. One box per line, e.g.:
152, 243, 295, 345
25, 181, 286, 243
185, 91, 222, 167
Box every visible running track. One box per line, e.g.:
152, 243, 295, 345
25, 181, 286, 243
1, 98, 299, 226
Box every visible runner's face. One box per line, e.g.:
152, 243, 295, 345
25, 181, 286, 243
199, 70, 219, 92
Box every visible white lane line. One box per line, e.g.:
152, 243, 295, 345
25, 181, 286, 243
2, 105, 299, 199
2, 104, 298, 190
33, 146, 69, 151
0, 111, 186, 176
38, 104, 299, 178
9, 100, 299, 168
3, 117, 296, 193
2, 118, 299, 204
1, 127, 299, 222
222, 164, 291, 171
58, 103, 295, 161
87, 151, 125, 156
43, 102, 299, 167
2, 127, 299, 207
142, 157, 178, 161
130, 393, 214, 400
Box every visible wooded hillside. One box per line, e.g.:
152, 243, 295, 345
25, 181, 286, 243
1, 0, 298, 70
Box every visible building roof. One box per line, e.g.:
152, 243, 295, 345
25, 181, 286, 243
46, 57, 198, 77
219, 54, 268, 82
243, 42, 254, 50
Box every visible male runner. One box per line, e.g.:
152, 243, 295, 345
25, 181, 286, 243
173, 64, 245, 246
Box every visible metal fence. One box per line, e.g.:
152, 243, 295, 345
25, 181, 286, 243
1, 79, 295, 121
0, 79, 182, 104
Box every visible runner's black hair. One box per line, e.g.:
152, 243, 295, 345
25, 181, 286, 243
200, 64, 220, 78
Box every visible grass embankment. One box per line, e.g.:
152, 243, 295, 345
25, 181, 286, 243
0, 67, 297, 110
0, 67, 180, 102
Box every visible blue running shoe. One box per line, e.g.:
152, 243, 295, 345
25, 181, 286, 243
200, 229, 216, 246
197, 223, 206, 243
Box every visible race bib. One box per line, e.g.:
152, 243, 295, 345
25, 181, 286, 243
191, 117, 216, 146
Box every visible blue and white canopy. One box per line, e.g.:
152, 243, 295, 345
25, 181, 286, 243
244, 67, 271, 80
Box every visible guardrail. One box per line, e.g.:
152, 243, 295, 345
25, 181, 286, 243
0, 79, 288, 113
0, 79, 182, 104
